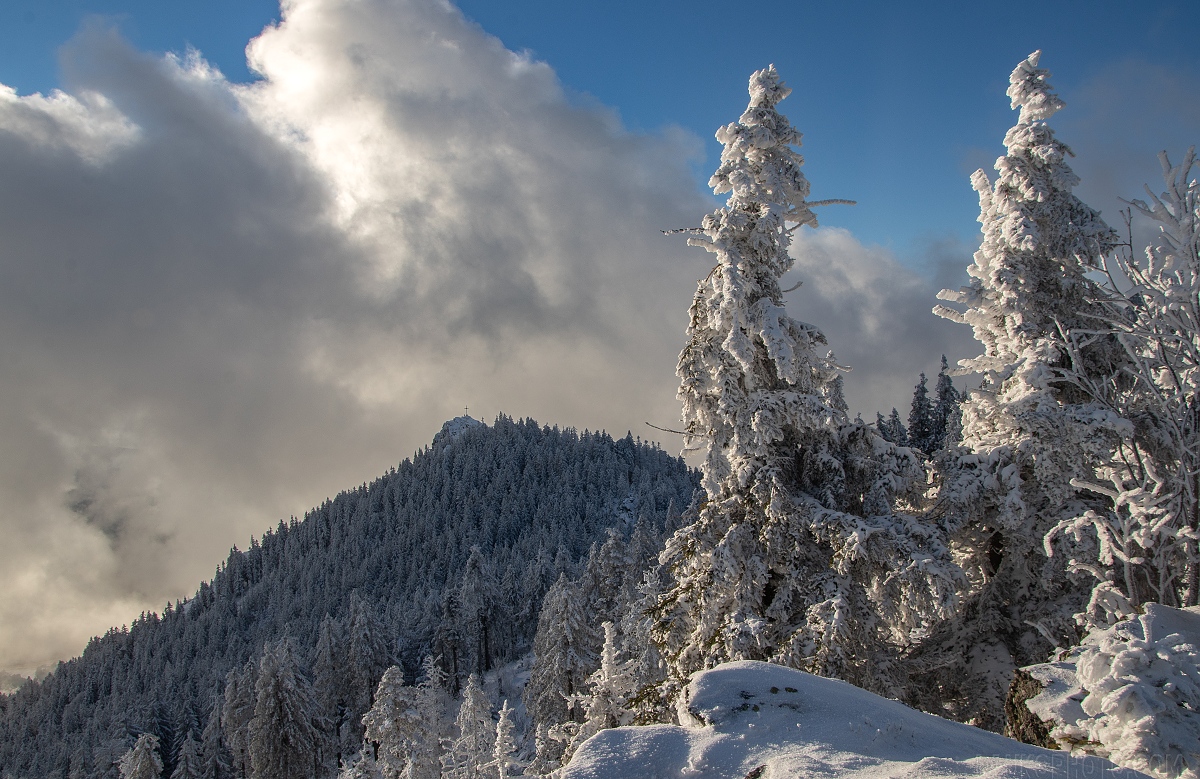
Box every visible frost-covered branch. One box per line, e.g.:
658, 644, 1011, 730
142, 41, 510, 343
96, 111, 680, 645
653, 65, 960, 704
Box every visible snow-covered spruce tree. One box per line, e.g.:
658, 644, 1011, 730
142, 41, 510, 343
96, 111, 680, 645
312, 613, 347, 771
434, 590, 464, 693
337, 748, 383, 779
412, 657, 452, 779
170, 733, 202, 779
560, 621, 636, 762
247, 640, 324, 779
1023, 604, 1200, 779
69, 742, 92, 779
220, 660, 255, 779
492, 701, 523, 779
441, 674, 494, 779
619, 568, 672, 724
921, 50, 1125, 729
120, 734, 164, 779
876, 408, 908, 447
578, 529, 633, 629
362, 661, 450, 779
524, 574, 596, 771
1049, 149, 1200, 624
457, 546, 498, 680
899, 360, 962, 456
362, 666, 419, 779
346, 592, 392, 745
931, 355, 962, 452
199, 695, 230, 779
652, 65, 960, 702
908, 374, 937, 454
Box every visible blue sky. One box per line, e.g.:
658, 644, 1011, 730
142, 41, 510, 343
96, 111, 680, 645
0, 0, 1197, 260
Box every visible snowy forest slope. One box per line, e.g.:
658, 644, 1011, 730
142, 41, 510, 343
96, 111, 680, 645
0, 416, 698, 778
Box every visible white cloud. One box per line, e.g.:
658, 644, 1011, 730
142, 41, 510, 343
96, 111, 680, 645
0, 83, 139, 164
0, 0, 984, 674
786, 228, 979, 418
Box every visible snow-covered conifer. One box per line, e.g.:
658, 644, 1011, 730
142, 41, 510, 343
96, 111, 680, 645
1049, 149, 1200, 622
362, 666, 420, 779
199, 696, 229, 779
347, 592, 392, 742
69, 742, 92, 779
143, 703, 176, 775
619, 569, 671, 724
492, 701, 522, 779
525, 574, 595, 771
410, 657, 451, 777
876, 410, 908, 446
579, 529, 632, 627
654, 65, 958, 701
526, 576, 595, 714
170, 733, 202, 779
907, 374, 937, 453
441, 674, 494, 779
97, 720, 136, 779
434, 591, 463, 693
457, 547, 498, 679
519, 548, 557, 638
922, 50, 1125, 729
247, 640, 323, 779
220, 661, 255, 779
525, 723, 558, 777
120, 734, 163, 779
337, 748, 383, 779
313, 613, 348, 770
561, 622, 635, 762
931, 356, 962, 451
1023, 604, 1200, 779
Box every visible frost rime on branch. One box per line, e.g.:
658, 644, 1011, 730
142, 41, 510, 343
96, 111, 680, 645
654, 65, 959, 702
917, 50, 1123, 730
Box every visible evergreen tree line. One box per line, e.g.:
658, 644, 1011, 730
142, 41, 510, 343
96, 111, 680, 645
518, 54, 1200, 776
0, 417, 698, 779
876, 356, 962, 455
203, 501, 680, 779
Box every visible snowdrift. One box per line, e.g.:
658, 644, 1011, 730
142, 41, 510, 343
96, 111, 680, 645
562, 661, 1145, 779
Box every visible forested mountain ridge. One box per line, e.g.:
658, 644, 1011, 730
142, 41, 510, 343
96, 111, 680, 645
0, 415, 698, 779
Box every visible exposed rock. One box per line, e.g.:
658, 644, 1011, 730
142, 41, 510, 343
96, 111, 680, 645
1004, 668, 1057, 749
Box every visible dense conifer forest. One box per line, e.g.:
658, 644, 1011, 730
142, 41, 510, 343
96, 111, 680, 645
0, 416, 698, 779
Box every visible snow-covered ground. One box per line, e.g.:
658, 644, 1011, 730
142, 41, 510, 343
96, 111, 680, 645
562, 661, 1145, 779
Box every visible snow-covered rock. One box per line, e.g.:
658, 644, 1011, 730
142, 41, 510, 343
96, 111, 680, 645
562, 661, 1144, 779
432, 414, 485, 446
1024, 604, 1200, 779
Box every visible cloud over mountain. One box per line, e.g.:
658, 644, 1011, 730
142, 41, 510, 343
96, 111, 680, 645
0, 0, 1000, 675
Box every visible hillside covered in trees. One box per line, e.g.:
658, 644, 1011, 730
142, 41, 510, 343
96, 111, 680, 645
0, 417, 698, 778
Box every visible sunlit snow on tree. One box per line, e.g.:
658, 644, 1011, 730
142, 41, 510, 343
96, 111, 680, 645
119, 734, 163, 779
1049, 149, 1200, 623
916, 50, 1129, 731
653, 65, 960, 703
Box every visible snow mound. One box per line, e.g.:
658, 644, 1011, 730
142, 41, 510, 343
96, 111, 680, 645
1025, 604, 1200, 779
562, 661, 1143, 779
432, 415, 484, 446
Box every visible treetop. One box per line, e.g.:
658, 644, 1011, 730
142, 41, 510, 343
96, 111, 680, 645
1007, 50, 1065, 125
